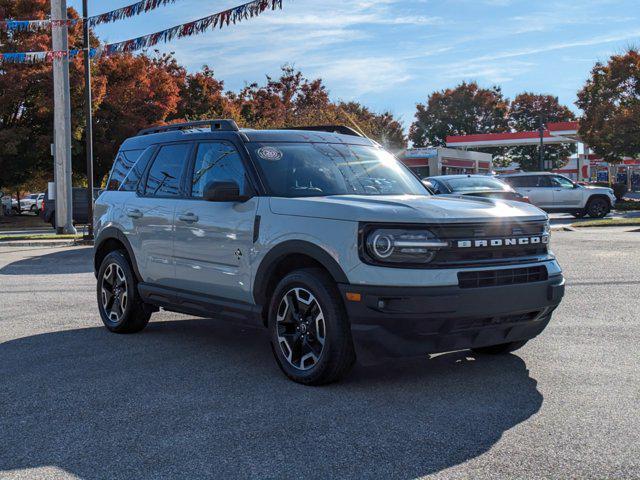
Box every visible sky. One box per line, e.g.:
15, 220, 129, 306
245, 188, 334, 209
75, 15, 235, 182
67, 0, 640, 129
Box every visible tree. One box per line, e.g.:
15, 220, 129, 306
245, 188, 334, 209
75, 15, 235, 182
576, 48, 640, 162
508, 92, 576, 170
335, 102, 406, 152
173, 65, 236, 121
409, 82, 509, 148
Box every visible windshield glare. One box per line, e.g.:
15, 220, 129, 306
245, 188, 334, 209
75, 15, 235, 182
444, 177, 510, 192
250, 143, 428, 197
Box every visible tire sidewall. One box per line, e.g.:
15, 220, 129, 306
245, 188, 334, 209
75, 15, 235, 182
587, 197, 609, 218
97, 251, 137, 331
268, 270, 347, 384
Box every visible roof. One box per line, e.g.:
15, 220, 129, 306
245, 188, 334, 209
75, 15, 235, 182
118, 127, 375, 152
498, 172, 554, 177
428, 174, 493, 180
446, 121, 580, 148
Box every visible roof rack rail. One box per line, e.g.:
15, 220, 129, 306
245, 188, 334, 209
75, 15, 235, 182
286, 125, 364, 137
137, 119, 239, 136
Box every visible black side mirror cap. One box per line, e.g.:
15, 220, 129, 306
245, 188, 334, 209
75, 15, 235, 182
203, 181, 250, 202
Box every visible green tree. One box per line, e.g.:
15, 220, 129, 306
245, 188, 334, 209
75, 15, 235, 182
508, 92, 576, 170
576, 48, 640, 162
409, 82, 509, 148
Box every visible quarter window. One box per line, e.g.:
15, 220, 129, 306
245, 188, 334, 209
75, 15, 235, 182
191, 142, 247, 198
144, 143, 190, 197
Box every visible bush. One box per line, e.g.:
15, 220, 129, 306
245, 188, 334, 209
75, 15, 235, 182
614, 200, 640, 211
612, 182, 628, 201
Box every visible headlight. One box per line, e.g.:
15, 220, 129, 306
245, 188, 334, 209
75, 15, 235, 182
363, 228, 448, 265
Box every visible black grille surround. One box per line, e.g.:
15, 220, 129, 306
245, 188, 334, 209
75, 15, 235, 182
358, 220, 551, 269
458, 266, 548, 289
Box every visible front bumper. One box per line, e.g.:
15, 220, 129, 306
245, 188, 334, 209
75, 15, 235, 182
339, 274, 564, 364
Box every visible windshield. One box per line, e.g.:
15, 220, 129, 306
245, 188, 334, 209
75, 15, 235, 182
443, 177, 511, 193
250, 143, 428, 197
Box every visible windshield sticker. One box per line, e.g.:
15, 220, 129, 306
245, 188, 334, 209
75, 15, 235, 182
257, 146, 283, 161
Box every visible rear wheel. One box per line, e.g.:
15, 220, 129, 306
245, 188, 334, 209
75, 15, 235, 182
268, 268, 356, 385
97, 250, 151, 333
586, 197, 610, 218
472, 340, 528, 355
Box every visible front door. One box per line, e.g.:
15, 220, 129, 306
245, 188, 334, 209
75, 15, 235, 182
128, 142, 191, 286
173, 141, 258, 303
550, 175, 583, 207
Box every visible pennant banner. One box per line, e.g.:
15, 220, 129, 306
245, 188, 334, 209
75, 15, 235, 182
105, 0, 283, 53
89, 0, 178, 27
0, 19, 77, 32
0, 48, 102, 64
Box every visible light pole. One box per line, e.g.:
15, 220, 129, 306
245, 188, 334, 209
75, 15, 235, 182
82, 0, 94, 239
538, 115, 546, 171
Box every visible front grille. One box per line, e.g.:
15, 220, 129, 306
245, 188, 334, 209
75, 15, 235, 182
458, 266, 548, 289
430, 221, 549, 267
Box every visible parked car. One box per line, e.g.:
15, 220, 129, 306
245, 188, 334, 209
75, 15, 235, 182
424, 174, 530, 203
94, 120, 565, 385
41, 188, 99, 228
19, 193, 44, 214
499, 172, 616, 218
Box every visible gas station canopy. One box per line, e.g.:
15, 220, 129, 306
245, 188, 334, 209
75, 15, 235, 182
446, 121, 580, 148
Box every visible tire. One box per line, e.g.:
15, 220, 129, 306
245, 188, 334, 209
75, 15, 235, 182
268, 268, 356, 385
97, 250, 151, 334
30, 205, 37, 213
472, 340, 528, 355
571, 210, 586, 218
586, 197, 610, 218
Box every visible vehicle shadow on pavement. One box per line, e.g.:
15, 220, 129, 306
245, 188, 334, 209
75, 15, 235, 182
0, 247, 93, 276
0, 319, 542, 479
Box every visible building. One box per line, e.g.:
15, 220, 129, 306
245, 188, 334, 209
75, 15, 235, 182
399, 147, 493, 178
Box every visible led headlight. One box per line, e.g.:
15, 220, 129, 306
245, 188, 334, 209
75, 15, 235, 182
364, 228, 448, 265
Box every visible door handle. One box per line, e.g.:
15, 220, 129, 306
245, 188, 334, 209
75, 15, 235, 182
126, 208, 143, 219
178, 213, 199, 223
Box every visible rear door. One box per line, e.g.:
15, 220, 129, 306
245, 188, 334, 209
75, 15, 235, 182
128, 142, 192, 286
173, 140, 258, 303
508, 175, 554, 207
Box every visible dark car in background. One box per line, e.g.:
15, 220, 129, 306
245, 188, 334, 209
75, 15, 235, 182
424, 174, 530, 203
41, 188, 101, 228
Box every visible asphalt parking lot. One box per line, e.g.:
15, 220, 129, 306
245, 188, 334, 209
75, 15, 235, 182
0, 230, 638, 479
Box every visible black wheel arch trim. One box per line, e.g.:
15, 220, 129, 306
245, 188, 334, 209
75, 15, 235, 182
253, 240, 349, 305
94, 227, 142, 281
587, 194, 612, 207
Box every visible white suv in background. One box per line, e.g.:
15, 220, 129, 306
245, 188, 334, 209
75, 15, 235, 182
499, 172, 616, 218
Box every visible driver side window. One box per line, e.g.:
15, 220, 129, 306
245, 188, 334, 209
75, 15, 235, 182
191, 142, 247, 198
551, 175, 575, 189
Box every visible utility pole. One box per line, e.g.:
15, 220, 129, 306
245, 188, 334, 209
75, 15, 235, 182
51, 0, 77, 234
538, 115, 545, 171
83, 0, 94, 239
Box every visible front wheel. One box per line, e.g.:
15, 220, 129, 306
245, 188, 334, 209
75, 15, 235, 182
472, 340, 528, 355
586, 197, 610, 218
268, 269, 356, 385
97, 250, 151, 333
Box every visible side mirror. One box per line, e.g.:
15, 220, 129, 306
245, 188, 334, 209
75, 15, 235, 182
203, 181, 246, 202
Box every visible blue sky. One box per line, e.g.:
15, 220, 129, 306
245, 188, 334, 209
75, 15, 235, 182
68, 0, 640, 128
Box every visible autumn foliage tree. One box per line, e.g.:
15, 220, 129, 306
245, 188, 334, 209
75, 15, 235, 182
508, 93, 576, 170
576, 48, 640, 162
409, 82, 509, 148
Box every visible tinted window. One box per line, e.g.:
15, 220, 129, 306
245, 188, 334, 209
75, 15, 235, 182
427, 178, 449, 194
144, 143, 190, 197
107, 149, 144, 190
250, 143, 428, 197
505, 176, 538, 187
191, 142, 247, 198
119, 146, 157, 192
444, 177, 511, 192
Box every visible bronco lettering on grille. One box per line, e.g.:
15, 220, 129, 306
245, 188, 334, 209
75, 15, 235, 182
456, 236, 549, 248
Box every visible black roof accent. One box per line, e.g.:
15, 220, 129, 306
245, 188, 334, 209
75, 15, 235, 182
137, 119, 239, 136
286, 125, 364, 137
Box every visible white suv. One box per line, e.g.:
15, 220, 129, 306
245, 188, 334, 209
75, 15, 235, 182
499, 172, 616, 218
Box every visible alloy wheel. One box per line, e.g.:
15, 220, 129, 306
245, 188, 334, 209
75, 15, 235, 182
101, 263, 128, 323
276, 287, 326, 371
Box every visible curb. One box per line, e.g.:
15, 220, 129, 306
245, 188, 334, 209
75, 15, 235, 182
0, 240, 90, 248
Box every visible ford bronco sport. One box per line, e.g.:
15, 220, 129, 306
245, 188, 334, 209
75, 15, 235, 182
94, 120, 565, 385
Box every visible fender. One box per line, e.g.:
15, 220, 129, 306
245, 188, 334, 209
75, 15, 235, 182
94, 227, 142, 281
253, 240, 349, 304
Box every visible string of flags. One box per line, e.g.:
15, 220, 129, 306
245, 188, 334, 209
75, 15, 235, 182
0, 0, 178, 32
0, 0, 284, 63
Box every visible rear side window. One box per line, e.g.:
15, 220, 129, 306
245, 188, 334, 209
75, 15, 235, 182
190, 142, 248, 198
107, 149, 144, 190
143, 143, 191, 197
119, 146, 157, 192
505, 176, 537, 187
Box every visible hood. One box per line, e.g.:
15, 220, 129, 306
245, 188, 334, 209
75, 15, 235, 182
269, 194, 547, 224
583, 185, 614, 193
